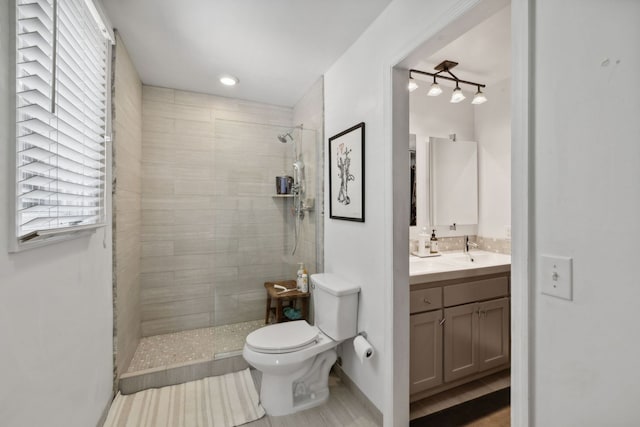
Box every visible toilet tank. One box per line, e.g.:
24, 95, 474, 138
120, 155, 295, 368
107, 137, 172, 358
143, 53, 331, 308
311, 273, 360, 341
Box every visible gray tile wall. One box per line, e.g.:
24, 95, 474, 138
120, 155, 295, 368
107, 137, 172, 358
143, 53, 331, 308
112, 33, 142, 376
141, 86, 309, 335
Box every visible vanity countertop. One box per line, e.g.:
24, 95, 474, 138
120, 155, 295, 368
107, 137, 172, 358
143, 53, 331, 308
410, 250, 511, 285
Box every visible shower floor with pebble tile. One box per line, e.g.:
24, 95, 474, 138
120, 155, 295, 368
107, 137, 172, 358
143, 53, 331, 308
127, 319, 264, 373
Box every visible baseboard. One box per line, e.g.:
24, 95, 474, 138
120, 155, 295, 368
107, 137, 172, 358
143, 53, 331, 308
410, 365, 510, 403
119, 353, 249, 395
96, 396, 112, 427
332, 363, 383, 425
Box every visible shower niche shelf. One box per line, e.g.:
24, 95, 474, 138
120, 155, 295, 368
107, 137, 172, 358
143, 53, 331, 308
272, 194, 294, 198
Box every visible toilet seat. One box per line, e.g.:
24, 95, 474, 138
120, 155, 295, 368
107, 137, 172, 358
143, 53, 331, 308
246, 320, 319, 354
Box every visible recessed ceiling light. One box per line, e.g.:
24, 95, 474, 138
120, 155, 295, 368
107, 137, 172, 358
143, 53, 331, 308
220, 75, 238, 86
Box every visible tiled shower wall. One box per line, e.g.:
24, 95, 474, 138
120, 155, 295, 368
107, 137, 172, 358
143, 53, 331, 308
112, 33, 142, 376
140, 86, 317, 336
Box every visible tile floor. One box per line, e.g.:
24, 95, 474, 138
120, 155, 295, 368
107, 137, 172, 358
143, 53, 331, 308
127, 324, 506, 425
410, 369, 511, 420
245, 372, 380, 427
127, 319, 264, 372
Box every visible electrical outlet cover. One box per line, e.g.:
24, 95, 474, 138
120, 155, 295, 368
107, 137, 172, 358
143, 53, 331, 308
540, 255, 573, 301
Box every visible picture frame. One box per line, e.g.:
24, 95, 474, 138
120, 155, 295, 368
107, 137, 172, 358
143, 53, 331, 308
328, 122, 365, 222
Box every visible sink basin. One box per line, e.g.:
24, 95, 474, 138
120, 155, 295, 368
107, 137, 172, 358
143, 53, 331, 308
409, 257, 460, 275
410, 250, 511, 278
441, 251, 511, 267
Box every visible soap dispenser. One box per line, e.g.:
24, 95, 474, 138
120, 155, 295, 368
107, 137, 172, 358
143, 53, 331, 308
418, 227, 429, 256
296, 263, 308, 292
430, 229, 439, 254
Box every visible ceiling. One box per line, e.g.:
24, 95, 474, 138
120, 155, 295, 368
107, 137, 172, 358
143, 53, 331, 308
102, 0, 392, 107
412, 5, 511, 90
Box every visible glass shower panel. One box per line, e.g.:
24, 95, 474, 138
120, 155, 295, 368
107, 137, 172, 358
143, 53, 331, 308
296, 127, 319, 275
211, 119, 317, 327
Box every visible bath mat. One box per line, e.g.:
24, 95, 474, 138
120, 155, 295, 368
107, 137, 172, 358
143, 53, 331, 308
410, 387, 510, 427
104, 368, 265, 427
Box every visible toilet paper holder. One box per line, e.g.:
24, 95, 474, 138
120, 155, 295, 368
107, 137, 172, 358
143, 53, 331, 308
353, 332, 373, 361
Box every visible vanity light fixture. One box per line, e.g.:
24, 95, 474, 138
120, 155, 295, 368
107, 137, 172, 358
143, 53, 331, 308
471, 86, 488, 105
409, 60, 487, 105
450, 83, 465, 103
220, 75, 239, 86
427, 76, 443, 97
408, 77, 419, 92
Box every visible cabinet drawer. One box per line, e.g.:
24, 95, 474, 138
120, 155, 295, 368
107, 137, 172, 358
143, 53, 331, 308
410, 287, 442, 313
443, 276, 509, 307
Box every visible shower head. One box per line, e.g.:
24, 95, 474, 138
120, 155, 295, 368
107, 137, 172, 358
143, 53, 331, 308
277, 132, 293, 143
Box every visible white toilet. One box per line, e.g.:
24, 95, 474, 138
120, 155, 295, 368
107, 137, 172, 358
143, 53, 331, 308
243, 273, 360, 416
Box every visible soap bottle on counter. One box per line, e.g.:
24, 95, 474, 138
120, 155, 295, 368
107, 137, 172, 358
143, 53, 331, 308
430, 229, 439, 254
418, 227, 429, 256
296, 263, 308, 292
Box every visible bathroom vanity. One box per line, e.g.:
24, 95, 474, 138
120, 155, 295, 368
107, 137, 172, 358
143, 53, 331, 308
409, 251, 511, 402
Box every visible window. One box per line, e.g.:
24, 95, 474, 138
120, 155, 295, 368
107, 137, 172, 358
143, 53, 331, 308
14, 0, 112, 247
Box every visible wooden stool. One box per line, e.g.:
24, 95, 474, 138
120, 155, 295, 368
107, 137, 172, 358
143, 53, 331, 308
264, 280, 310, 324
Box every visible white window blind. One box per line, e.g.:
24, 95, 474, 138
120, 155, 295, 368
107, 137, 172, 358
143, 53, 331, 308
15, 0, 109, 243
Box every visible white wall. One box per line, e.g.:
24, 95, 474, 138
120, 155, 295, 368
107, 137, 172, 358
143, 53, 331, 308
410, 85, 476, 143
0, 1, 114, 425
533, 1, 640, 425
475, 77, 510, 239
323, 0, 486, 424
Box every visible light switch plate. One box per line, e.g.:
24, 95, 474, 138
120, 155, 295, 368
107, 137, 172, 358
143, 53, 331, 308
540, 255, 573, 300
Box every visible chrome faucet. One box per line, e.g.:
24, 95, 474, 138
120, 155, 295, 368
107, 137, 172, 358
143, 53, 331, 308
463, 235, 478, 261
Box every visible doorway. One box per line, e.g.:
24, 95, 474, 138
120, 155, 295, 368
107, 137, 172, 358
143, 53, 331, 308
390, 0, 531, 425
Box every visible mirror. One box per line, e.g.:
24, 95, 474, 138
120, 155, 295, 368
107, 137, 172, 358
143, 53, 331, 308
429, 137, 478, 227
410, 134, 416, 226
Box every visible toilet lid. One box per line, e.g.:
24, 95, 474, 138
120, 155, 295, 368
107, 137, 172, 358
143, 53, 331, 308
246, 321, 319, 354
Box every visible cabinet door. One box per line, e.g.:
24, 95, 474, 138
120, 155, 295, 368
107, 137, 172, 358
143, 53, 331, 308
478, 297, 510, 371
410, 310, 443, 394
444, 303, 478, 382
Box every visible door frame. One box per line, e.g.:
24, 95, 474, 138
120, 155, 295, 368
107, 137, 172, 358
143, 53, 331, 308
387, 0, 532, 425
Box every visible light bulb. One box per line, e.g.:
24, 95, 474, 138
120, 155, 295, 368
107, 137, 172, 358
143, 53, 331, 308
220, 75, 238, 86
471, 88, 487, 105
450, 86, 465, 103
408, 80, 419, 92
427, 82, 442, 96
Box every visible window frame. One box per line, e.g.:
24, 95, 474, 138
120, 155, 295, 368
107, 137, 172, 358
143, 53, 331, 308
8, 0, 114, 253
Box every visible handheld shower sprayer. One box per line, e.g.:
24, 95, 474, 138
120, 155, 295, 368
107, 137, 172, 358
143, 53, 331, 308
293, 160, 305, 188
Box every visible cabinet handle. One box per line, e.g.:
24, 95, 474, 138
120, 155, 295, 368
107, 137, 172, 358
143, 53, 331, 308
423, 298, 431, 304
439, 318, 445, 326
